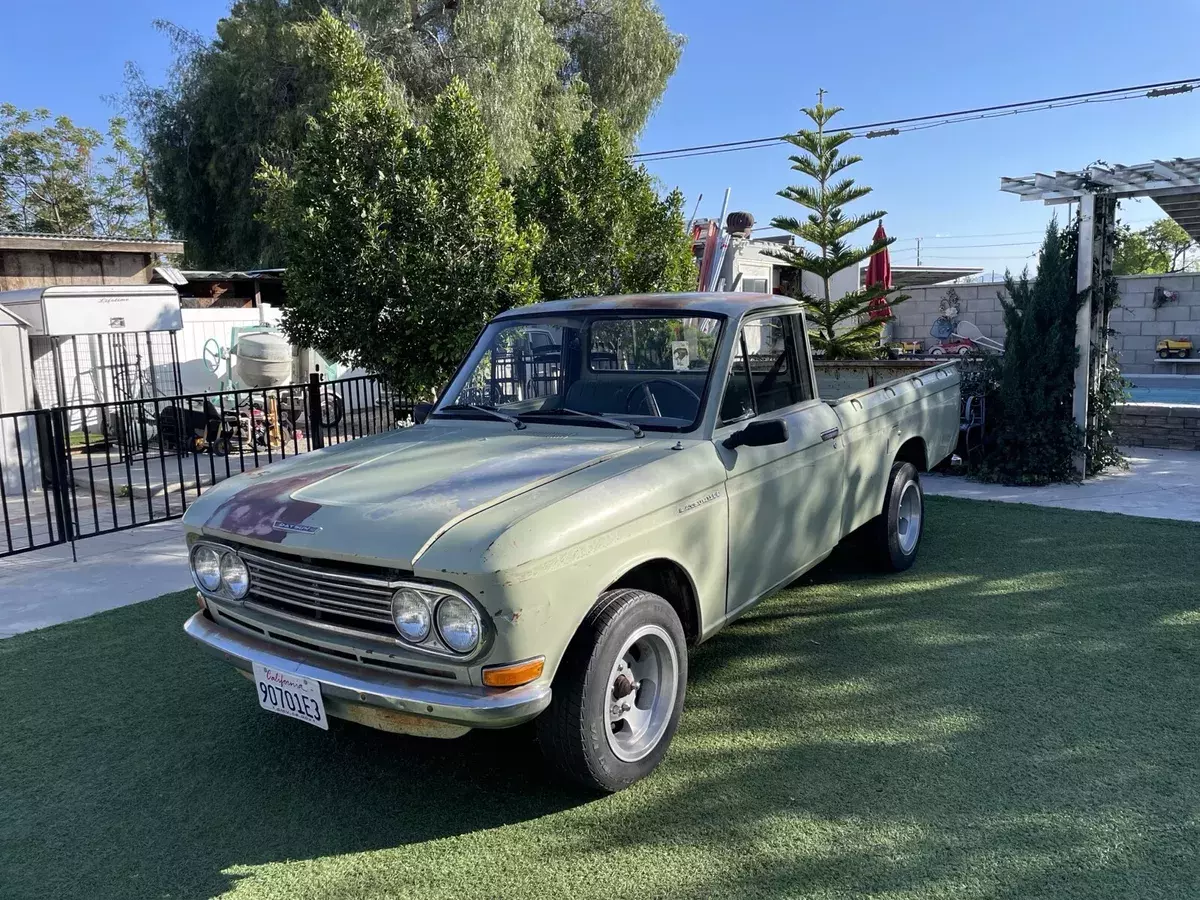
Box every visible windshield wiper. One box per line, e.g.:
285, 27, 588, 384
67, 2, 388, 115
437, 403, 526, 430
520, 407, 643, 438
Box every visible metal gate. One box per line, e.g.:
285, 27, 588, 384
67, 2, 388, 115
0, 374, 412, 560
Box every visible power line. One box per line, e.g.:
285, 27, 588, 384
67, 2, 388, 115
630, 77, 1199, 162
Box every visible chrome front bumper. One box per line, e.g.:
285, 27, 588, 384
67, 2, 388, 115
184, 611, 552, 731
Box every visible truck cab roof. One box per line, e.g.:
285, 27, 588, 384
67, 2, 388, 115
494, 292, 802, 321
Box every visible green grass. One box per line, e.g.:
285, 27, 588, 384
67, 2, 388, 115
4, 498, 1200, 899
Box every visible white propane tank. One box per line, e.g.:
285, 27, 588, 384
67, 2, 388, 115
234, 331, 294, 388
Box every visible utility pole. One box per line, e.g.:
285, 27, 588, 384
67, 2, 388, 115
817, 88, 826, 105
916, 237, 922, 266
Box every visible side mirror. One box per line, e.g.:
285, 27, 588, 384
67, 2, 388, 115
413, 401, 434, 425
723, 418, 788, 450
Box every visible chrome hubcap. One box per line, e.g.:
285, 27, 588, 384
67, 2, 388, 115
605, 624, 678, 763
897, 480, 922, 555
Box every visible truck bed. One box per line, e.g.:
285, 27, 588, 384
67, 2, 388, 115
826, 361, 961, 537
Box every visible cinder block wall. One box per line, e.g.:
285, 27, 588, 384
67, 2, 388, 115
1113, 404, 1200, 450
888, 274, 1200, 375
889, 284, 1008, 345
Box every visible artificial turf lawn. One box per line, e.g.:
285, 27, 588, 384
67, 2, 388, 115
3, 497, 1200, 900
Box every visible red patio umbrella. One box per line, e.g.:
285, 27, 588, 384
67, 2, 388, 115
865, 221, 892, 320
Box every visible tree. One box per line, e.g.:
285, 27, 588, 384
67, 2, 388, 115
1112, 218, 1195, 274
1143, 218, 1194, 272
1112, 224, 1168, 275
0, 106, 152, 237
515, 113, 695, 300
258, 13, 539, 397
767, 100, 904, 359
982, 221, 1085, 485
131, 0, 682, 267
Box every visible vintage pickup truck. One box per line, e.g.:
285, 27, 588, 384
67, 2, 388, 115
182, 293, 960, 791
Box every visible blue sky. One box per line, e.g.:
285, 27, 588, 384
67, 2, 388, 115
4, 0, 1200, 276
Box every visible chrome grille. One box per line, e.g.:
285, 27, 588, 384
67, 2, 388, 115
239, 548, 400, 637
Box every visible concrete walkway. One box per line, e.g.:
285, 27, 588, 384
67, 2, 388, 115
0, 521, 190, 638
3, 446, 1198, 640
925, 446, 1200, 523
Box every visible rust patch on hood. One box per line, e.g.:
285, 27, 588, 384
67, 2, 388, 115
207, 463, 353, 542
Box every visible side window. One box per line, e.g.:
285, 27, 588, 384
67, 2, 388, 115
718, 314, 813, 424
743, 315, 806, 415
786, 313, 815, 402
719, 333, 755, 424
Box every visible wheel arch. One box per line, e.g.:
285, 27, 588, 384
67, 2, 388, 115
603, 557, 701, 647
894, 436, 928, 472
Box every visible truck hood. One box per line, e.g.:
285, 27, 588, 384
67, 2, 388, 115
187, 423, 656, 568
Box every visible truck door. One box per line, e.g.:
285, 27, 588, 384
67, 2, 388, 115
713, 312, 846, 614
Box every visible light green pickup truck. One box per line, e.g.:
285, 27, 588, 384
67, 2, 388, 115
182, 292, 960, 791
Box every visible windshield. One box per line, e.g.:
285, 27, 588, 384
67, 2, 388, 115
435, 312, 723, 432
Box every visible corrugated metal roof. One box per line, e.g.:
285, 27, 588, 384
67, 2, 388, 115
0, 232, 184, 253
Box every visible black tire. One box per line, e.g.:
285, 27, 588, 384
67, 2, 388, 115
1159, 349, 1170, 359
537, 589, 687, 792
868, 461, 924, 572
320, 392, 344, 428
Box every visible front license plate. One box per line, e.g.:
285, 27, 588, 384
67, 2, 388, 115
251, 662, 328, 730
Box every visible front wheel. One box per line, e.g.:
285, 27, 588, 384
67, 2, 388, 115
869, 461, 924, 571
537, 589, 687, 792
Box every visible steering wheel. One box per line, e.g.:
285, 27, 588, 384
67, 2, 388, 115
624, 378, 701, 419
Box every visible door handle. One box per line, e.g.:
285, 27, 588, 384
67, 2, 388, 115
821, 427, 839, 442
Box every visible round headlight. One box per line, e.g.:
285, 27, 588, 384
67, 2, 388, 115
192, 545, 222, 592
391, 589, 431, 643
219, 551, 250, 599
436, 595, 481, 654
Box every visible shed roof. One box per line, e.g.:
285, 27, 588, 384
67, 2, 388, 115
0, 232, 184, 254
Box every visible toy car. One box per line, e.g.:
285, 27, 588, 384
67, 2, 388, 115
930, 339, 975, 357
1157, 338, 1192, 359
889, 340, 924, 356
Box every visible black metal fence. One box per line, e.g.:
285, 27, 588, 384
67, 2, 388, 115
0, 374, 413, 560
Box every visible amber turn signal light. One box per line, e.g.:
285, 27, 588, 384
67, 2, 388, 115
482, 656, 545, 688
196, 592, 208, 611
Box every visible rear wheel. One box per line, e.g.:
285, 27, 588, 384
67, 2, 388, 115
537, 589, 687, 792
868, 461, 924, 571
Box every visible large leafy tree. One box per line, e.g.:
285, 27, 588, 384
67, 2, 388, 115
131, 0, 682, 268
0, 106, 152, 237
258, 13, 539, 397
1113, 217, 1195, 274
515, 113, 695, 299
767, 101, 904, 359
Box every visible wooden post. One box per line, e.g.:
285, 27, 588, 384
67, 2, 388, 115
1073, 192, 1096, 477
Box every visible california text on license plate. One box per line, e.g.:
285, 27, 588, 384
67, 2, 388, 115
251, 662, 328, 730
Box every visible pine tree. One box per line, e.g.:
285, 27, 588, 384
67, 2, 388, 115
768, 100, 904, 359
982, 221, 1086, 484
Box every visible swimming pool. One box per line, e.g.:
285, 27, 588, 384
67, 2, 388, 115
1127, 376, 1200, 406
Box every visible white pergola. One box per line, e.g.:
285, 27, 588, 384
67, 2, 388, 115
1001, 157, 1200, 475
